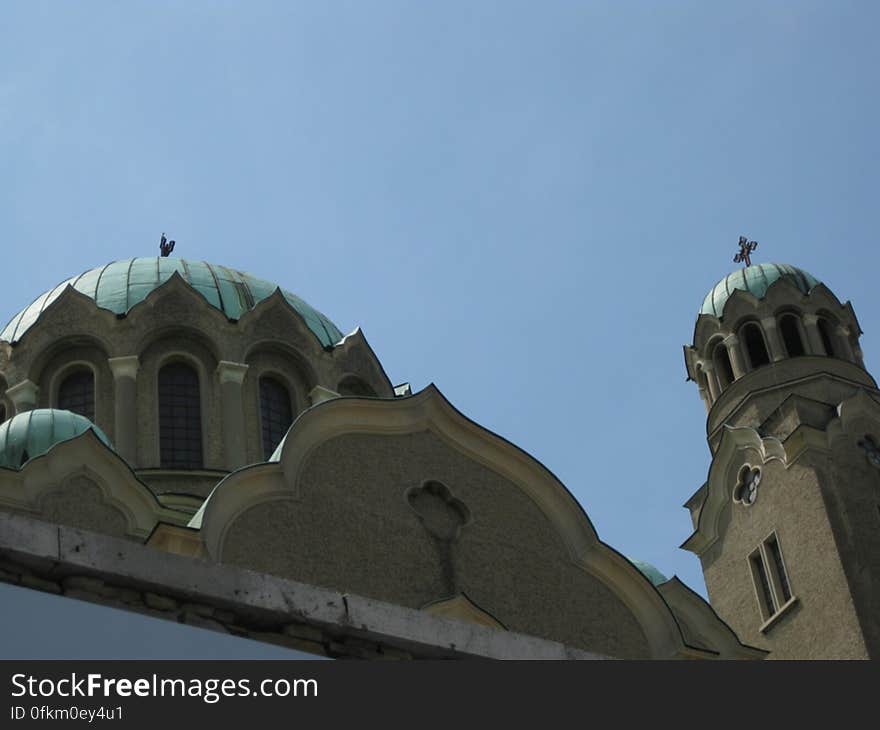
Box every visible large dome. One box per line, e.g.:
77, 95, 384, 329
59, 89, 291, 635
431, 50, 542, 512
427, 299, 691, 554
0, 258, 344, 347
0, 409, 112, 470
700, 263, 820, 319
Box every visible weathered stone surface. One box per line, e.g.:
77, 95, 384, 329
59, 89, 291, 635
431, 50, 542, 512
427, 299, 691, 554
62, 575, 105, 593
21, 574, 61, 594
144, 593, 178, 611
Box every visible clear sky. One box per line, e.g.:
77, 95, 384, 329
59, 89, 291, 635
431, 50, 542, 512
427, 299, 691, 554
1, 1, 878, 658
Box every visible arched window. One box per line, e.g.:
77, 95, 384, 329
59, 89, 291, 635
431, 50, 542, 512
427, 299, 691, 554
818, 317, 837, 358
779, 314, 805, 357
58, 369, 95, 421
158, 362, 203, 469
260, 376, 293, 460
712, 342, 734, 389
741, 323, 770, 369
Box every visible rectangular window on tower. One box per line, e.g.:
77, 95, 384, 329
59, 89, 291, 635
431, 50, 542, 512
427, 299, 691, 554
748, 531, 796, 631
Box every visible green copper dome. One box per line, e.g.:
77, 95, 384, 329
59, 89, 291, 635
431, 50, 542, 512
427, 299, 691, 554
627, 557, 668, 587
0, 409, 112, 470
700, 263, 820, 319
0, 258, 344, 348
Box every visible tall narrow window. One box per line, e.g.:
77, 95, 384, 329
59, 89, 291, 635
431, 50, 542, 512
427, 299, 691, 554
779, 314, 805, 357
741, 323, 770, 369
158, 362, 203, 469
58, 369, 95, 422
749, 532, 795, 628
766, 536, 792, 603
818, 317, 837, 357
260, 376, 293, 460
712, 343, 734, 389
751, 553, 776, 619
0, 404, 5, 424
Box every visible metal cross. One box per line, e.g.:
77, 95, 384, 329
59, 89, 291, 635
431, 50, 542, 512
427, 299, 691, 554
733, 236, 758, 266
159, 233, 176, 257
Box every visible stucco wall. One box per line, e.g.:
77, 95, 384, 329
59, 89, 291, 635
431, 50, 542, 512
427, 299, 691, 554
220, 430, 650, 658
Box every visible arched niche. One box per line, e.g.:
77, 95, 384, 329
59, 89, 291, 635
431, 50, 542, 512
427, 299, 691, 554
243, 342, 313, 464
31, 338, 112, 439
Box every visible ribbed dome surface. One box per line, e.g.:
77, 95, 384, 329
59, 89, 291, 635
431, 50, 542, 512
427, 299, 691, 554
700, 263, 820, 319
0, 409, 112, 470
0, 258, 344, 347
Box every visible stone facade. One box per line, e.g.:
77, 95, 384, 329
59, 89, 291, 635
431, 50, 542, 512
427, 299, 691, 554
0, 257, 773, 659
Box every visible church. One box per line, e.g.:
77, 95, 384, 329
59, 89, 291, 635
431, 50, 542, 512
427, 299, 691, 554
0, 251, 876, 659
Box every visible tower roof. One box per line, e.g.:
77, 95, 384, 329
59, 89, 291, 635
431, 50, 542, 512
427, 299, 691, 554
0, 258, 344, 348
700, 263, 820, 319
0, 409, 112, 470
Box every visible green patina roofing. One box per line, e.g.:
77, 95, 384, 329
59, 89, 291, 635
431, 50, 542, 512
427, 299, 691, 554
627, 557, 668, 587
0, 257, 344, 348
700, 263, 820, 319
0, 409, 112, 470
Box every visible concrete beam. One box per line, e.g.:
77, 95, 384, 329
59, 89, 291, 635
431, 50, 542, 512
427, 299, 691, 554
0, 511, 607, 660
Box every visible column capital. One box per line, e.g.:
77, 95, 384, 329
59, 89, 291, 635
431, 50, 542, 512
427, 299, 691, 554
6, 380, 39, 410
759, 316, 779, 330
723, 334, 740, 347
108, 355, 140, 380
216, 361, 249, 385
309, 385, 339, 406
802, 313, 820, 325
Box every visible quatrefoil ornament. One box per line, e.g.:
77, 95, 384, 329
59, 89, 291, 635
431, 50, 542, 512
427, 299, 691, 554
733, 466, 761, 506
857, 435, 880, 469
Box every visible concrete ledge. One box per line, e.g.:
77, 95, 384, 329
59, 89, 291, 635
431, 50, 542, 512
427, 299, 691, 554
0, 511, 608, 660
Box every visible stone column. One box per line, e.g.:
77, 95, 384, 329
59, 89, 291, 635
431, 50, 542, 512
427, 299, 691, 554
836, 324, 856, 362
760, 317, 786, 362
802, 314, 826, 355
702, 362, 720, 401
108, 356, 140, 467
216, 361, 249, 470
723, 335, 747, 378
6, 380, 39, 416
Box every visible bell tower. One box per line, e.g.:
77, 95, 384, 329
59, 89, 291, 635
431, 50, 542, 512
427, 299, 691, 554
682, 258, 880, 659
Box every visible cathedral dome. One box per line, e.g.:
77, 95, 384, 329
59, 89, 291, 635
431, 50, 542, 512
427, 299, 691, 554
0, 258, 344, 348
700, 263, 820, 319
0, 409, 112, 470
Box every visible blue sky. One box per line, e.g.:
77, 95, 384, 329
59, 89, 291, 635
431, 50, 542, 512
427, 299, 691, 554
1, 1, 878, 658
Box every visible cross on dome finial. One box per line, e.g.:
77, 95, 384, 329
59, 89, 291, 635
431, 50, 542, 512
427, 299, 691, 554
159, 233, 176, 257
733, 236, 758, 267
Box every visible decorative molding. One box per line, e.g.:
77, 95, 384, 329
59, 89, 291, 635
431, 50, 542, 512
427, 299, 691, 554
108, 355, 140, 381
683, 426, 787, 555
216, 361, 249, 385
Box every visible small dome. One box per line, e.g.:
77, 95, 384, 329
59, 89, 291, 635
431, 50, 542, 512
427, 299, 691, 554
627, 557, 668, 587
700, 263, 820, 319
0, 258, 344, 348
0, 409, 112, 470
